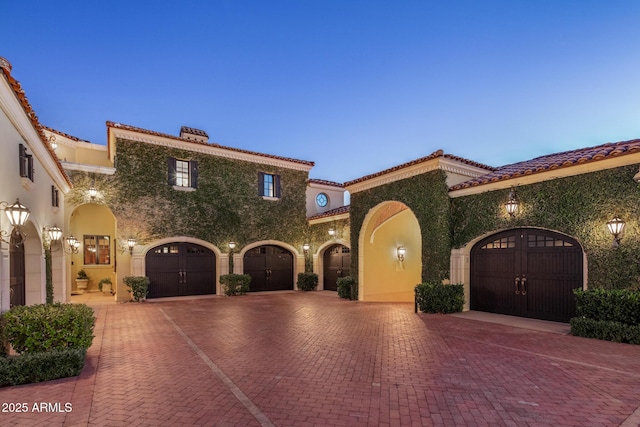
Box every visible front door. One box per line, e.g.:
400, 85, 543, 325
244, 245, 293, 292
145, 242, 216, 298
9, 233, 25, 307
470, 229, 582, 322
323, 245, 350, 291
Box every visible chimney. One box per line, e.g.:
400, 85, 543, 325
180, 126, 209, 143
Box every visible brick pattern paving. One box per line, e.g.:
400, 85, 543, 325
1, 292, 639, 426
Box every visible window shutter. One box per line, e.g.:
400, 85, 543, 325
19, 144, 26, 177
167, 157, 177, 186
275, 174, 281, 198
190, 161, 198, 188
27, 154, 33, 181
258, 172, 265, 196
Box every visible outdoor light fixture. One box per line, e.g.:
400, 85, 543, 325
46, 225, 63, 242
607, 217, 625, 248
328, 227, 336, 238
127, 238, 136, 254
229, 241, 236, 251
303, 243, 310, 253
505, 188, 519, 217
49, 135, 57, 151
0, 199, 30, 246
66, 235, 80, 254
397, 246, 406, 262
88, 186, 98, 200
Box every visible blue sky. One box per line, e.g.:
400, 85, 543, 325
5, 1, 640, 182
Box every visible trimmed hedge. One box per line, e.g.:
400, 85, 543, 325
124, 276, 150, 301
570, 317, 640, 345
415, 282, 464, 314
337, 276, 357, 300
574, 289, 640, 325
297, 273, 318, 291
220, 274, 251, 296
0, 348, 86, 387
3, 303, 95, 354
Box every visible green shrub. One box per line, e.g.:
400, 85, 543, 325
124, 276, 150, 301
297, 273, 318, 291
98, 277, 113, 293
337, 276, 357, 300
0, 348, 86, 387
415, 282, 464, 314
570, 317, 640, 345
220, 274, 251, 296
76, 269, 89, 280
574, 289, 640, 325
3, 303, 95, 354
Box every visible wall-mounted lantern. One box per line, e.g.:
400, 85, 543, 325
397, 245, 406, 262
607, 217, 625, 249
45, 226, 79, 253
127, 238, 136, 254
302, 243, 310, 254
228, 242, 236, 272
504, 188, 519, 218
49, 135, 57, 151
1, 199, 30, 246
328, 227, 336, 238
66, 235, 80, 253
88, 186, 98, 200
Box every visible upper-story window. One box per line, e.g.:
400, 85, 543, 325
168, 157, 198, 190
316, 193, 328, 207
19, 144, 34, 182
84, 235, 110, 265
259, 172, 281, 199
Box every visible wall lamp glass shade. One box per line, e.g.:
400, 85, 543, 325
397, 246, 406, 262
88, 187, 98, 199
127, 238, 136, 254
66, 236, 80, 252
47, 225, 63, 241
5, 199, 30, 227
328, 227, 335, 236
607, 217, 625, 248
504, 189, 519, 217
228, 241, 236, 250
303, 243, 310, 252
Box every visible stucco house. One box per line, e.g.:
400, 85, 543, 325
3, 55, 640, 324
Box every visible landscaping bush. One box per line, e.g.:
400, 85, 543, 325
415, 282, 464, 314
574, 288, 640, 325
337, 276, 357, 300
124, 276, 150, 301
297, 272, 318, 291
0, 348, 86, 387
220, 274, 251, 296
3, 303, 95, 354
570, 317, 640, 345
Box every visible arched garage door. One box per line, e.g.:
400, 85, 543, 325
323, 244, 350, 291
244, 245, 293, 292
146, 242, 216, 298
470, 228, 582, 322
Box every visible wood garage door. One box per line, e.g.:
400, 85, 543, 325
470, 229, 582, 322
244, 245, 293, 292
145, 243, 216, 298
323, 244, 350, 291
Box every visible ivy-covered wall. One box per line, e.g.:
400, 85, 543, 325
349, 170, 451, 283
451, 164, 640, 290
69, 138, 314, 253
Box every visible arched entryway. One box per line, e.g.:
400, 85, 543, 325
359, 201, 422, 301
244, 245, 293, 292
470, 228, 583, 322
323, 244, 350, 291
145, 242, 216, 298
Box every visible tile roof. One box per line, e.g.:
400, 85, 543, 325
344, 150, 495, 187
307, 205, 350, 221
450, 139, 640, 191
107, 121, 315, 167
42, 125, 90, 143
0, 60, 72, 187
308, 178, 344, 188
180, 126, 208, 137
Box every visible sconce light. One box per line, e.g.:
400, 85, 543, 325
303, 243, 310, 254
505, 188, 519, 217
229, 241, 236, 251
88, 186, 98, 200
127, 238, 136, 254
45, 226, 79, 253
66, 235, 80, 254
49, 135, 57, 151
1, 199, 30, 246
397, 246, 406, 262
46, 225, 63, 242
607, 217, 625, 248
328, 227, 336, 238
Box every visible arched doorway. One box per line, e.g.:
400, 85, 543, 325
145, 242, 216, 298
359, 201, 422, 301
323, 244, 350, 291
244, 245, 293, 292
9, 230, 25, 307
470, 228, 583, 322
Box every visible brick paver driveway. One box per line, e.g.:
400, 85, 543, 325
1, 292, 640, 426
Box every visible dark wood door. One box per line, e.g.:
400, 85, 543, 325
10, 233, 25, 307
471, 229, 582, 322
145, 243, 215, 298
323, 245, 350, 291
244, 245, 293, 292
